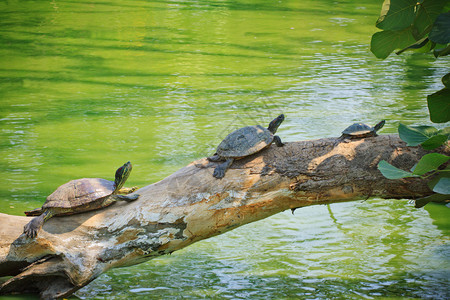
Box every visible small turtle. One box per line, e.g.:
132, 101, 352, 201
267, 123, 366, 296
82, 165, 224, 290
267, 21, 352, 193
208, 114, 285, 179
23, 161, 139, 238
339, 120, 385, 140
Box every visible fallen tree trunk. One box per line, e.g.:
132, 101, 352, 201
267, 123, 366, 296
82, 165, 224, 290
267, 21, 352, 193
0, 135, 448, 299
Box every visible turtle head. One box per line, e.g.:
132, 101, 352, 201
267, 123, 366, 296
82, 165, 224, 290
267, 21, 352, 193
114, 161, 132, 191
267, 114, 285, 134
374, 120, 385, 132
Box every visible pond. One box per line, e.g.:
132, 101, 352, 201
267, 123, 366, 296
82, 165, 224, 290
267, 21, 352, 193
0, 0, 448, 299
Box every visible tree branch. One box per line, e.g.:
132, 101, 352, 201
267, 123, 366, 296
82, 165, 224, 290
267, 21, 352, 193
0, 135, 448, 299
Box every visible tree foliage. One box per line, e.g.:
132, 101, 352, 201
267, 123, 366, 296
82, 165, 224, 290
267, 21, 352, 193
371, 0, 450, 207
371, 0, 450, 59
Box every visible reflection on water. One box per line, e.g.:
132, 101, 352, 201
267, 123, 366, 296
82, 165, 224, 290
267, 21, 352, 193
0, 0, 448, 299
76, 200, 449, 299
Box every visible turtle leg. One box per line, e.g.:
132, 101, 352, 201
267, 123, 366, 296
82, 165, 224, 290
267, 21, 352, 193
23, 209, 55, 238
110, 193, 140, 203
99, 194, 140, 208
273, 135, 285, 147
213, 158, 234, 179
334, 135, 346, 146
208, 154, 224, 162
117, 193, 140, 202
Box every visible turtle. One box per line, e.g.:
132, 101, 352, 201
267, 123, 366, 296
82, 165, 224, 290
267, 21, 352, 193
23, 161, 139, 238
208, 114, 285, 179
339, 120, 385, 140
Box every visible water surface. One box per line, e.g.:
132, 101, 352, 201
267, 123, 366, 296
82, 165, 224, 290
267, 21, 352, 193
0, 0, 448, 299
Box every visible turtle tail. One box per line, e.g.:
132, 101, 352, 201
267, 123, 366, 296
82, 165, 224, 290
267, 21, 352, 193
24, 208, 44, 216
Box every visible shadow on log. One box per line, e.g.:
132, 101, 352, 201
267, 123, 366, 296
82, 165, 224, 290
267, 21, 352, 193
0, 135, 448, 299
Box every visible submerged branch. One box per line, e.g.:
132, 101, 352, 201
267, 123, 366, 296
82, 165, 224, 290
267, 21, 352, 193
0, 135, 448, 299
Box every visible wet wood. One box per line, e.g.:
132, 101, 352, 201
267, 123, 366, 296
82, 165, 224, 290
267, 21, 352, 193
0, 135, 448, 299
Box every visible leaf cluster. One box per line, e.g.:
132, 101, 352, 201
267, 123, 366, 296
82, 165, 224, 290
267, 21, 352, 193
371, 0, 450, 59
371, 0, 450, 207
427, 73, 450, 124
371, 1, 450, 123
378, 124, 449, 205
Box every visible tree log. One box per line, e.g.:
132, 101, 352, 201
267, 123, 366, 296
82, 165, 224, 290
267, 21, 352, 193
0, 135, 448, 299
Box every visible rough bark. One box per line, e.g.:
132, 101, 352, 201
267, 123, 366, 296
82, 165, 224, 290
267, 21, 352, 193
0, 135, 448, 299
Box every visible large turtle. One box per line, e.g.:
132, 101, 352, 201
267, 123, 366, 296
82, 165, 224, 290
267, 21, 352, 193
23, 161, 139, 238
208, 114, 285, 179
339, 120, 385, 140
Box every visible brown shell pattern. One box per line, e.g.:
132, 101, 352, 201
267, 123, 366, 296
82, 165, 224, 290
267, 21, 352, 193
42, 178, 115, 209
216, 125, 273, 158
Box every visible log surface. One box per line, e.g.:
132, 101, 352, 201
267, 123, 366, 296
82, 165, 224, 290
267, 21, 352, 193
0, 135, 448, 299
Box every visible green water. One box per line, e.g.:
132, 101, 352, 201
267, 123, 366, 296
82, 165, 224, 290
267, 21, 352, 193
0, 0, 449, 299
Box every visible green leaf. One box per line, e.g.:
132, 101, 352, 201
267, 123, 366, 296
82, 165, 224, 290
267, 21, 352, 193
371, 29, 417, 59
415, 193, 450, 208
412, 153, 449, 175
395, 37, 430, 55
434, 44, 450, 57
398, 123, 438, 146
427, 166, 450, 193
438, 127, 450, 137
442, 73, 450, 88
427, 88, 450, 123
414, 0, 448, 38
376, 0, 417, 30
398, 123, 447, 149
378, 160, 415, 179
433, 177, 450, 194
429, 12, 450, 44
421, 134, 449, 150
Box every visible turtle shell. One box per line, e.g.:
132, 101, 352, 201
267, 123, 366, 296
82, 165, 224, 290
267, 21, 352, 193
42, 178, 115, 209
342, 123, 374, 137
216, 125, 273, 158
